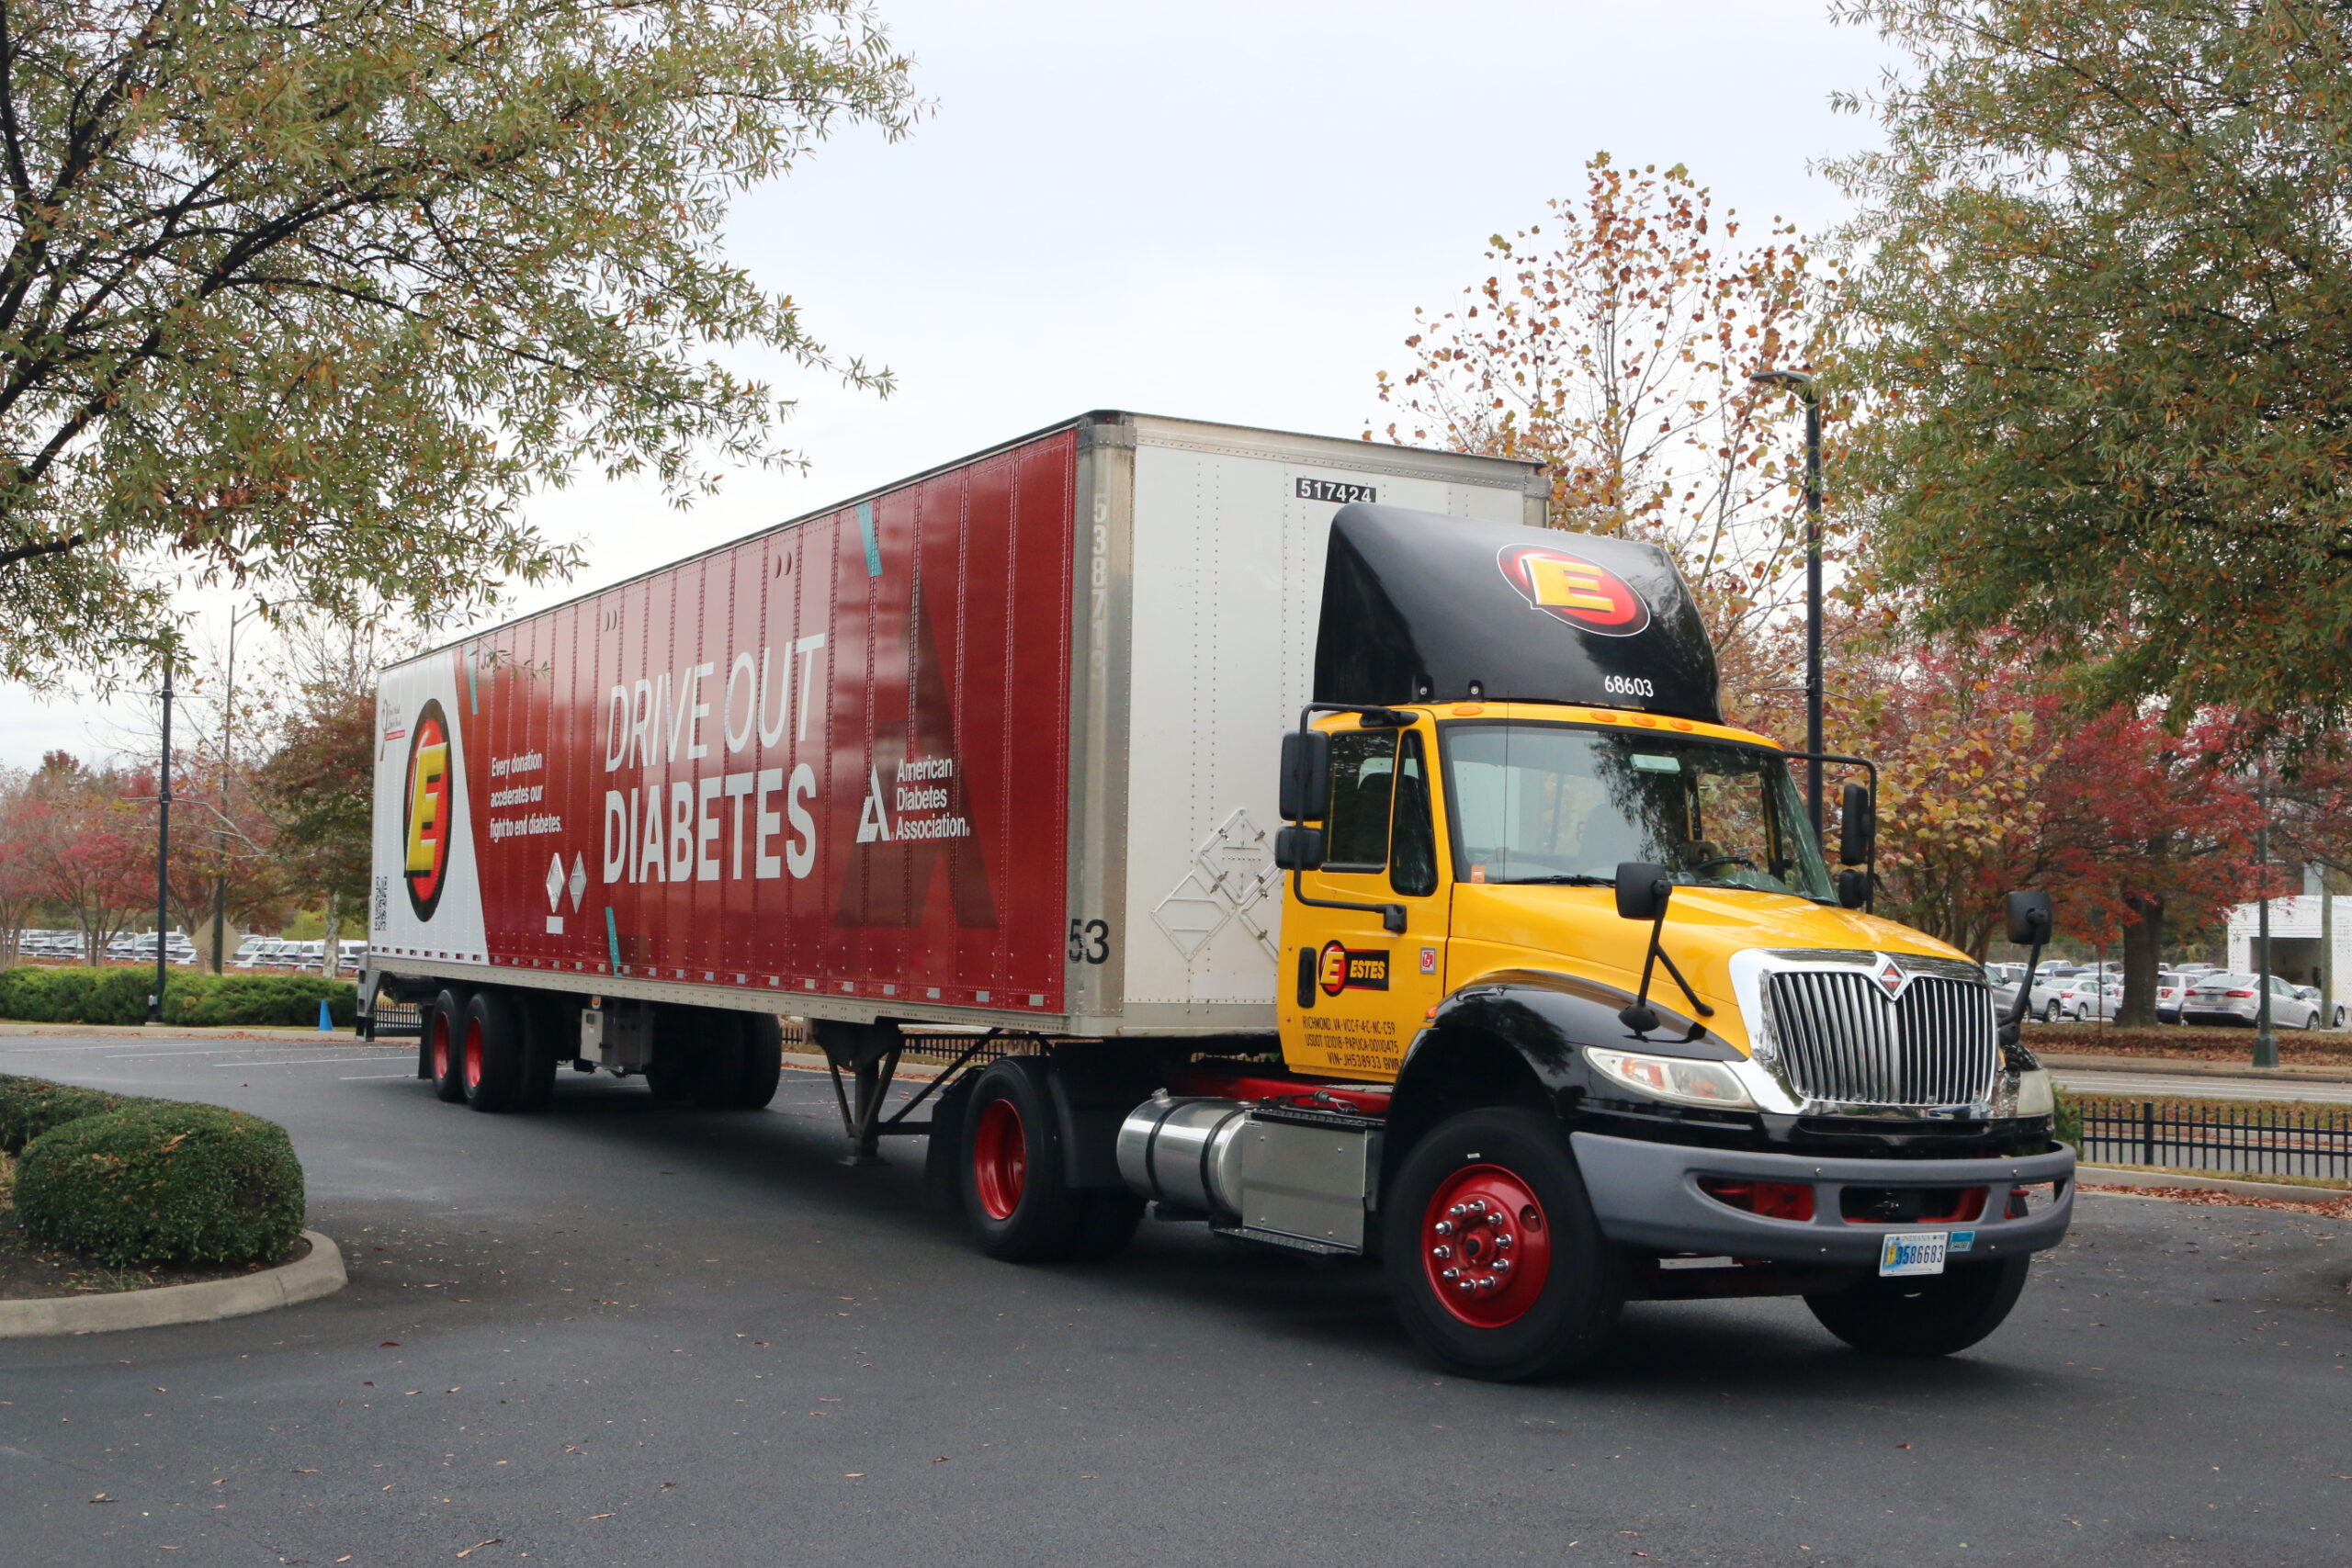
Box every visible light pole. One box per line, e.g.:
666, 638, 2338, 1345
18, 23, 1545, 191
209, 601, 262, 974
2255, 758, 2277, 1068
1750, 368, 1825, 841
148, 643, 175, 1025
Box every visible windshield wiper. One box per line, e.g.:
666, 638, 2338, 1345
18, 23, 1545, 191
1498, 874, 1612, 886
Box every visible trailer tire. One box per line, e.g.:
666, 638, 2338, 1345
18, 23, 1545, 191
689, 1014, 748, 1110
1804, 1256, 2030, 1358
1382, 1108, 1625, 1382
461, 989, 527, 1112
428, 989, 469, 1103
730, 1014, 784, 1111
961, 1057, 1091, 1263
516, 993, 563, 1111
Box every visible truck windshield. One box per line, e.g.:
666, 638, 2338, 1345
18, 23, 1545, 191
1440, 720, 1835, 899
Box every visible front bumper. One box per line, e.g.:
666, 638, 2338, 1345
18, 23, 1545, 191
1571, 1132, 2075, 1267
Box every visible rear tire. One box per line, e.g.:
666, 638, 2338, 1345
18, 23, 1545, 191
460, 989, 526, 1112
1804, 1257, 2031, 1358
515, 993, 563, 1111
1382, 1108, 1625, 1382
428, 988, 469, 1103
960, 1056, 1098, 1263
688, 1010, 748, 1110
729, 1014, 784, 1110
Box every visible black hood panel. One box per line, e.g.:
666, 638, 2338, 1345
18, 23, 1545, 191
1313, 504, 1722, 724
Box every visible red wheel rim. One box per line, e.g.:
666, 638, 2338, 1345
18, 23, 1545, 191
1421, 1164, 1554, 1328
463, 1018, 484, 1089
431, 1011, 453, 1080
972, 1098, 1027, 1221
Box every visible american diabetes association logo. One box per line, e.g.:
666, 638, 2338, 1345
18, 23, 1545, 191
401, 698, 455, 920
1497, 544, 1651, 637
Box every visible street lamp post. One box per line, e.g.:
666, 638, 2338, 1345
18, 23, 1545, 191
148, 649, 175, 1026
1749, 368, 1826, 841
2255, 760, 2277, 1068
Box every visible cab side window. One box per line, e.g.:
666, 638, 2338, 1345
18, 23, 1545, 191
1390, 732, 1438, 897
1324, 731, 1396, 870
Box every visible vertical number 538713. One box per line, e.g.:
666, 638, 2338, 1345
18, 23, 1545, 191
1068, 919, 1110, 964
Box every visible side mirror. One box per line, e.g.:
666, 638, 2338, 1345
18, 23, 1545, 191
1279, 730, 1331, 822
1838, 780, 1875, 867
1837, 867, 1870, 909
1272, 826, 1325, 872
1614, 862, 1673, 922
2005, 889, 2053, 947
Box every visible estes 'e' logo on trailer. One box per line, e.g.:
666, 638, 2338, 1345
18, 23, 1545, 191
1318, 940, 1390, 997
402, 698, 454, 920
1497, 545, 1651, 637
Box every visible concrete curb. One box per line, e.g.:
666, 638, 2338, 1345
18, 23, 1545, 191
0, 1229, 346, 1338
2041, 1052, 2352, 1085
2075, 1167, 2348, 1203
0, 1022, 366, 1043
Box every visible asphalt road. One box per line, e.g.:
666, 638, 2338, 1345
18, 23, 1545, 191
2, 1032, 2348, 1568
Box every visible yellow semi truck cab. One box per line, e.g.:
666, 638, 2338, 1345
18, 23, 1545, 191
1116, 502, 2074, 1380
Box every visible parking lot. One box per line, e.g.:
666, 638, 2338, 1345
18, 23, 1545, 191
2, 1030, 2349, 1567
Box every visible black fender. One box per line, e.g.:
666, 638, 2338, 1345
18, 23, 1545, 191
1384, 970, 1742, 1182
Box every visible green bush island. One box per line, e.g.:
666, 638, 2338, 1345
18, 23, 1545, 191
0, 967, 356, 1028
2052, 1085, 2083, 1150
13, 1101, 304, 1268
0, 1075, 143, 1154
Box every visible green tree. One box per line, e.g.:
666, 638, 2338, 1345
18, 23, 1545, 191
1828, 0, 2352, 746
0, 0, 916, 687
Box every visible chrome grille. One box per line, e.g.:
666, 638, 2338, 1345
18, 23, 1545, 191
1764, 972, 1998, 1107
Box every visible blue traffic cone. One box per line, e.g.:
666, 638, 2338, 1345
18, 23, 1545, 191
318, 998, 334, 1032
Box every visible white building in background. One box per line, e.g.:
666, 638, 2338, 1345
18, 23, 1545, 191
2223, 881, 2350, 996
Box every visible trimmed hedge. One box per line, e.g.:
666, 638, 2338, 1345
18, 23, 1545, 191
0, 1075, 143, 1155
13, 1100, 304, 1268
2052, 1085, 2083, 1150
0, 966, 356, 1028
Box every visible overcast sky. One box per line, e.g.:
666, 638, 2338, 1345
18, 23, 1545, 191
0, 0, 1894, 769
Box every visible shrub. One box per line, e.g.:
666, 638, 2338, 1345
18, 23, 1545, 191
0, 967, 356, 1028
0, 1074, 141, 1155
13, 1101, 304, 1269
2052, 1085, 2083, 1150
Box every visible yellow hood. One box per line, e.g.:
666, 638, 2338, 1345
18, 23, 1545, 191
1448, 884, 1973, 1055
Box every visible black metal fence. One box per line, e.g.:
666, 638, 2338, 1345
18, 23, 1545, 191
2076, 1100, 2352, 1183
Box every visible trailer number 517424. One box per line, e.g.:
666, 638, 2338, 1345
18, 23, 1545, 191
1068, 919, 1110, 964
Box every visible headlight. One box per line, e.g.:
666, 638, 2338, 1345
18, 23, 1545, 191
1585, 1047, 1756, 1110
2014, 1066, 2053, 1118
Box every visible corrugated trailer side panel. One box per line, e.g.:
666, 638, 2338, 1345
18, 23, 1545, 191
373, 428, 1078, 1015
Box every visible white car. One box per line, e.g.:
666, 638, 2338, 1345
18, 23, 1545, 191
2056, 976, 2122, 1022
1987, 963, 2067, 1023
2180, 973, 2324, 1030
2154, 971, 2188, 1023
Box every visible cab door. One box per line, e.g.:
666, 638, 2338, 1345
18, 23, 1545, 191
1279, 719, 1449, 1082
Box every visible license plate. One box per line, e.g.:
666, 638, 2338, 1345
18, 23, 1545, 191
1879, 1231, 1949, 1277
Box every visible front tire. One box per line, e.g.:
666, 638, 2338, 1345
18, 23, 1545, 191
1381, 1108, 1625, 1382
1804, 1257, 2030, 1358
2041, 1001, 2061, 1023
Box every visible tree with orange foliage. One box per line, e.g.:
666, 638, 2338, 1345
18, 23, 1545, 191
1371, 152, 1847, 715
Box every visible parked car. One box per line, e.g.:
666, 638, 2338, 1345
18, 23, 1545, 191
2056, 976, 2123, 1022
2154, 970, 2188, 1023
1987, 962, 2067, 1023
2180, 973, 2324, 1030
